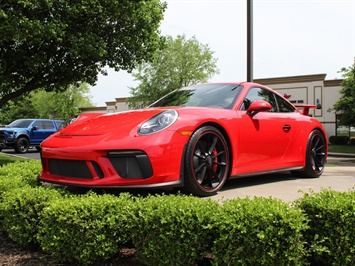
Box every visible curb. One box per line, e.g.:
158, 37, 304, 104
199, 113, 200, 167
328, 152, 355, 158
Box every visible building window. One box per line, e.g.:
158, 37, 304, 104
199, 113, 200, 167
336, 115, 350, 137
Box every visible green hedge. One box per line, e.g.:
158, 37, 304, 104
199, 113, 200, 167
211, 197, 308, 265
0, 160, 42, 200
130, 194, 219, 266
294, 189, 355, 266
0, 161, 354, 265
0, 185, 67, 247
37, 192, 135, 265
329, 135, 349, 145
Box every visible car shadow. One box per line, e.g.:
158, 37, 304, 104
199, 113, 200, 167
221, 171, 298, 191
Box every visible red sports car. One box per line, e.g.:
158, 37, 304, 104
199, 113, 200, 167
38, 82, 327, 196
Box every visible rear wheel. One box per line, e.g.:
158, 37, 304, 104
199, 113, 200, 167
14, 137, 29, 153
183, 126, 230, 197
291, 129, 326, 178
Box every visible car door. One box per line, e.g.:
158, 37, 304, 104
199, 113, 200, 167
236, 86, 296, 174
31, 120, 55, 144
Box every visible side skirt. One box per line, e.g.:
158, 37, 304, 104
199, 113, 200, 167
229, 166, 304, 179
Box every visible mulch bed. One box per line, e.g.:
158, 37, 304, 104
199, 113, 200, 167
0, 231, 143, 266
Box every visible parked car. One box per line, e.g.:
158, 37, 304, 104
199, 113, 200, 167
0, 119, 64, 153
38, 82, 327, 196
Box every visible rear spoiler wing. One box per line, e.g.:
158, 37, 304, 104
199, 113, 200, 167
294, 104, 316, 116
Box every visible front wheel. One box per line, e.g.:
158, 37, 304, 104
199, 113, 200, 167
183, 126, 230, 197
291, 129, 326, 178
14, 137, 30, 153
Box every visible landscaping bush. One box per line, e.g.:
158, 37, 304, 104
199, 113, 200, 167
349, 137, 355, 145
294, 189, 355, 266
0, 185, 67, 247
37, 192, 136, 265
0, 160, 354, 265
211, 197, 308, 266
328, 135, 349, 145
130, 194, 219, 266
0, 161, 42, 200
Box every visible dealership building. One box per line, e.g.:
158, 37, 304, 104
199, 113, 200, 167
81, 73, 349, 139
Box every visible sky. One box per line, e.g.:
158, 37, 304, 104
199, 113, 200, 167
89, 0, 355, 106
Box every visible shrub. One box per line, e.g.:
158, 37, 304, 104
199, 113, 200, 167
37, 192, 135, 265
328, 135, 349, 145
0, 185, 67, 247
0, 161, 42, 199
131, 194, 219, 266
294, 189, 355, 266
349, 137, 355, 145
211, 197, 308, 266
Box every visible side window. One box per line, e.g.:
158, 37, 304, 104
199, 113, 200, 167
42, 121, 55, 129
275, 94, 296, 113
32, 121, 44, 129
32, 121, 55, 130
240, 87, 278, 112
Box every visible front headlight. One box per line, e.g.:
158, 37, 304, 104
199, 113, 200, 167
7, 131, 16, 138
138, 110, 178, 135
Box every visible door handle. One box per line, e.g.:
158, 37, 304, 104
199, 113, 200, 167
283, 125, 291, 132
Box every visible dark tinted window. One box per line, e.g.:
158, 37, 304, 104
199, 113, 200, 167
240, 87, 295, 113
7, 119, 34, 128
149, 83, 243, 109
274, 94, 296, 112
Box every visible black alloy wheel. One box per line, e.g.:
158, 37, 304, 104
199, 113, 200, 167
14, 137, 30, 154
183, 126, 230, 197
292, 129, 326, 178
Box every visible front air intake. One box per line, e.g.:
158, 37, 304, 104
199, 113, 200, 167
106, 150, 153, 179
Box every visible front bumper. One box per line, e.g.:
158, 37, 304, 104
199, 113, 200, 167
38, 131, 188, 189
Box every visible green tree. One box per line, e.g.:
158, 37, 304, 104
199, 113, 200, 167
331, 60, 355, 126
0, 0, 166, 108
0, 83, 93, 124
0, 95, 38, 125
127, 34, 219, 109
31, 83, 93, 120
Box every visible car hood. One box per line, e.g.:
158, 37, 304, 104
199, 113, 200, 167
59, 109, 165, 136
0, 127, 26, 131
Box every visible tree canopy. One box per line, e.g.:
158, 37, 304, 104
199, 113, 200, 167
127, 34, 219, 109
0, 83, 93, 125
331, 60, 355, 126
0, 0, 167, 108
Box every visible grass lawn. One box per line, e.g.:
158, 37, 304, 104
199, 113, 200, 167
0, 153, 32, 167
328, 144, 355, 154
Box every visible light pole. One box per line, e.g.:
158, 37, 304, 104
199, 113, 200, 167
247, 0, 253, 82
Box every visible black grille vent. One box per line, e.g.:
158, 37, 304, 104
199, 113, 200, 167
107, 151, 153, 179
49, 159, 93, 179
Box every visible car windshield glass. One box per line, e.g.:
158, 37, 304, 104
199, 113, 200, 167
149, 83, 243, 109
6, 119, 33, 128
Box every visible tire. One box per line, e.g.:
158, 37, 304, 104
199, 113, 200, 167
14, 137, 30, 153
183, 126, 230, 197
291, 129, 326, 178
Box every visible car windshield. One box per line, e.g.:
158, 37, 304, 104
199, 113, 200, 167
6, 119, 34, 128
149, 83, 243, 109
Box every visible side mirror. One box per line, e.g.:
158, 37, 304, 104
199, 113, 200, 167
247, 100, 272, 117
31, 126, 39, 131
